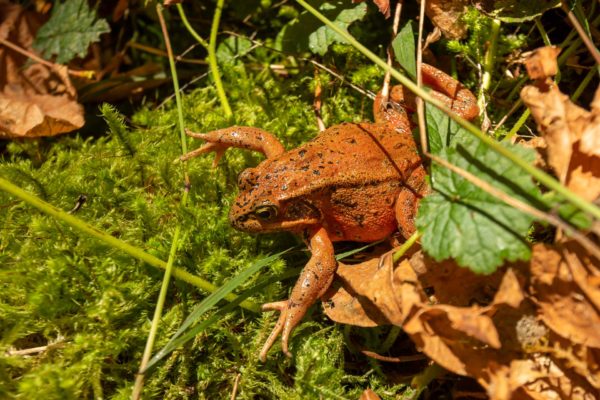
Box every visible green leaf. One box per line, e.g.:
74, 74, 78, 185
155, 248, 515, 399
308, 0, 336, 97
144, 250, 289, 371
33, 0, 110, 64
417, 115, 542, 273
216, 36, 253, 65
392, 21, 416, 80
426, 104, 463, 154
277, 1, 367, 55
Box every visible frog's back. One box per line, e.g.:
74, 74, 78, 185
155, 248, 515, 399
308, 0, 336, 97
277, 122, 421, 199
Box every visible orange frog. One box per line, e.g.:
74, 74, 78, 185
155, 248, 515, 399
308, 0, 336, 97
182, 64, 478, 361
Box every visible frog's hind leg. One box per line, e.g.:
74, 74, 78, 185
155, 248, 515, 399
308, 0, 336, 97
259, 227, 336, 362
395, 166, 429, 239
180, 126, 286, 165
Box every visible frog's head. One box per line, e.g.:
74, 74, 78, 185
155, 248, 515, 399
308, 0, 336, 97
229, 165, 320, 233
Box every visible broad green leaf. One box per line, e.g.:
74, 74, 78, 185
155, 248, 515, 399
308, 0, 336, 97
276, 1, 367, 55
417, 117, 542, 273
474, 0, 561, 23
426, 104, 463, 154
392, 21, 416, 80
33, 0, 110, 64
216, 36, 253, 65
145, 250, 288, 371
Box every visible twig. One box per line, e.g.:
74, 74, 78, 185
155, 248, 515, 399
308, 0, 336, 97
0, 37, 92, 78
381, 1, 403, 104
127, 41, 207, 65
230, 373, 241, 400
562, 0, 600, 66
361, 350, 427, 363
426, 152, 600, 261
416, 0, 427, 154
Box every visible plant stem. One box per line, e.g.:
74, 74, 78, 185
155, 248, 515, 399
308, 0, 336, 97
177, 4, 209, 50
132, 5, 193, 398
294, 0, 600, 221
503, 109, 530, 142
393, 232, 421, 263
479, 18, 500, 112
207, 0, 232, 117
0, 176, 259, 311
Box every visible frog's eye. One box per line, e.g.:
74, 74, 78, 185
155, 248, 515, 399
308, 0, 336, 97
254, 205, 278, 221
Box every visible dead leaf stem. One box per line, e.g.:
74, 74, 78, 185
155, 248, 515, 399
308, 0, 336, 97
0, 37, 92, 78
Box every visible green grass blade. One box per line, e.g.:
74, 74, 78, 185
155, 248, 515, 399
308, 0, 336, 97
145, 249, 289, 370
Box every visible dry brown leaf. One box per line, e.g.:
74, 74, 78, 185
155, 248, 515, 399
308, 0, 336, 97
521, 48, 600, 202
523, 46, 562, 80
425, 0, 469, 39
323, 245, 599, 398
0, 1, 84, 138
530, 243, 600, 349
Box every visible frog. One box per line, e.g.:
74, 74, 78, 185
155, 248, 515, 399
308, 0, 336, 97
181, 64, 478, 361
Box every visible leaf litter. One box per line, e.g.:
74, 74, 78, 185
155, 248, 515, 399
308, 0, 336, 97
322, 47, 600, 399
0, 0, 84, 138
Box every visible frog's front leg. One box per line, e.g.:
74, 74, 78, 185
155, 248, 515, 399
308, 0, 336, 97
180, 126, 285, 166
259, 226, 336, 362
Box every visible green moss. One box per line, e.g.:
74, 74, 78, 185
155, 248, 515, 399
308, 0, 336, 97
0, 54, 402, 398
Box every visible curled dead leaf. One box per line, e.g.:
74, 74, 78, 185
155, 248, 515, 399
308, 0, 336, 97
530, 242, 600, 349
523, 46, 562, 80
323, 244, 599, 398
425, 0, 469, 39
0, 0, 84, 138
521, 48, 600, 202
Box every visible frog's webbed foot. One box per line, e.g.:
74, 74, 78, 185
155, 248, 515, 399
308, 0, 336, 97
258, 227, 336, 362
179, 126, 285, 166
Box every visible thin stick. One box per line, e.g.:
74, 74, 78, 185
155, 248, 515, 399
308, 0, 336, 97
295, 0, 600, 221
0, 37, 92, 78
361, 350, 427, 363
230, 373, 241, 400
127, 41, 207, 64
416, 0, 427, 154
562, 0, 600, 66
426, 152, 600, 261
381, 1, 403, 103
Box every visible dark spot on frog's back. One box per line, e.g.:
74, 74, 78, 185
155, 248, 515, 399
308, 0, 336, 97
313, 170, 320, 175
299, 149, 306, 157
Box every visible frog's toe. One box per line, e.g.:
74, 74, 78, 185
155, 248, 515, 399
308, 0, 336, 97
259, 307, 286, 362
